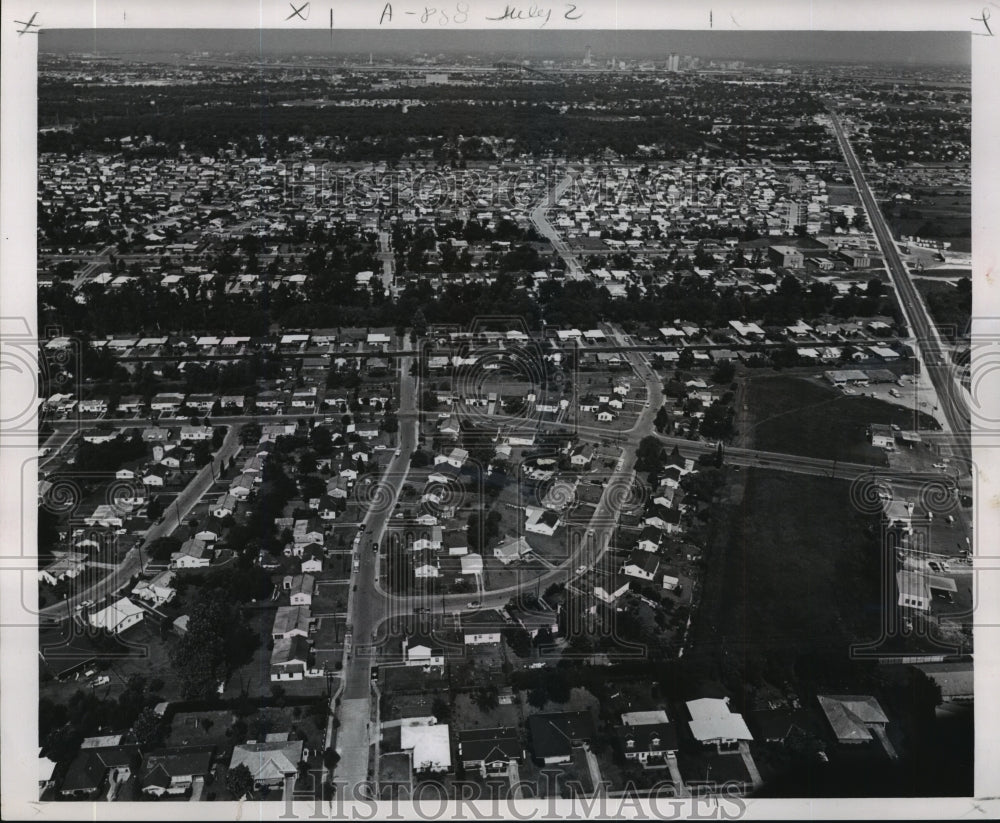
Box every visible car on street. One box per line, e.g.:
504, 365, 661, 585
466, 601, 481, 610
575, 565, 587, 575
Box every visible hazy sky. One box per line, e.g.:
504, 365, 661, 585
40, 29, 970, 66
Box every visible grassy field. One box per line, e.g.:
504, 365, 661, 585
747, 375, 940, 464
688, 468, 884, 669
915, 279, 971, 340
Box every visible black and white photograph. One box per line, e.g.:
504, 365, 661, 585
2, 1, 998, 819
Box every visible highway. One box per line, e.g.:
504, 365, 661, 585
828, 110, 970, 465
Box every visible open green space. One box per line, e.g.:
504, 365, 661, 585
747, 375, 940, 464
915, 279, 971, 340
689, 468, 884, 670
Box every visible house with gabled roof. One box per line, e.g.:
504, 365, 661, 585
88, 598, 144, 635
817, 694, 889, 745
272, 605, 313, 640
139, 746, 214, 797
527, 711, 596, 765
621, 551, 661, 582
494, 535, 532, 565
229, 737, 303, 790
686, 697, 753, 752
616, 710, 679, 765
270, 635, 312, 681
458, 727, 524, 776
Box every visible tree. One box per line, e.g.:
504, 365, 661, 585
129, 707, 164, 748
146, 496, 165, 522
169, 588, 256, 699
431, 697, 452, 722
635, 436, 665, 473
147, 536, 181, 563
226, 763, 255, 800
653, 406, 670, 433
712, 360, 736, 385
323, 747, 340, 770
504, 627, 532, 658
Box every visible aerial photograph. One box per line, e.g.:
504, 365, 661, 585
28, 23, 974, 811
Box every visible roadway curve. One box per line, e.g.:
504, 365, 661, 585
531, 171, 585, 279
828, 111, 969, 465
39, 424, 242, 618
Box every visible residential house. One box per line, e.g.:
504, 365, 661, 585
569, 443, 594, 468
59, 738, 139, 799
817, 695, 889, 745
131, 570, 176, 607
686, 697, 754, 752
616, 710, 679, 765
283, 574, 316, 606
460, 553, 484, 577
171, 538, 211, 569
270, 635, 312, 681
179, 425, 213, 442
637, 525, 663, 553
462, 609, 504, 646
271, 605, 313, 640
458, 727, 524, 776
594, 575, 631, 604
444, 530, 469, 556
621, 551, 661, 582
525, 508, 561, 537
527, 711, 596, 765
402, 634, 445, 669
401, 721, 452, 773
434, 448, 469, 470
38, 552, 87, 586
870, 423, 895, 450
228, 738, 303, 791
88, 598, 144, 635
139, 747, 214, 797
494, 535, 532, 565
212, 493, 238, 519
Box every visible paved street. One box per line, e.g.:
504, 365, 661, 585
39, 423, 242, 618
531, 171, 585, 279
828, 110, 969, 465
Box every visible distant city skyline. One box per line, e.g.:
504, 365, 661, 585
40, 29, 970, 67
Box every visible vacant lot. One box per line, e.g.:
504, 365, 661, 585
747, 375, 940, 464
915, 279, 971, 341
689, 469, 884, 671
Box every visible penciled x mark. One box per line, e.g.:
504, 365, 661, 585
15, 11, 40, 35
286, 1, 311, 21
972, 7, 994, 36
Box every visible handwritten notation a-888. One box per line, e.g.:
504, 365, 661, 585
379, 2, 471, 25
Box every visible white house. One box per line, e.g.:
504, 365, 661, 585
621, 551, 660, 582
131, 570, 176, 607
402, 635, 445, 669
594, 576, 630, 604
229, 739, 303, 790
494, 535, 532, 565
686, 697, 753, 752
88, 598, 144, 635
171, 539, 211, 569
401, 721, 452, 773
525, 507, 561, 537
